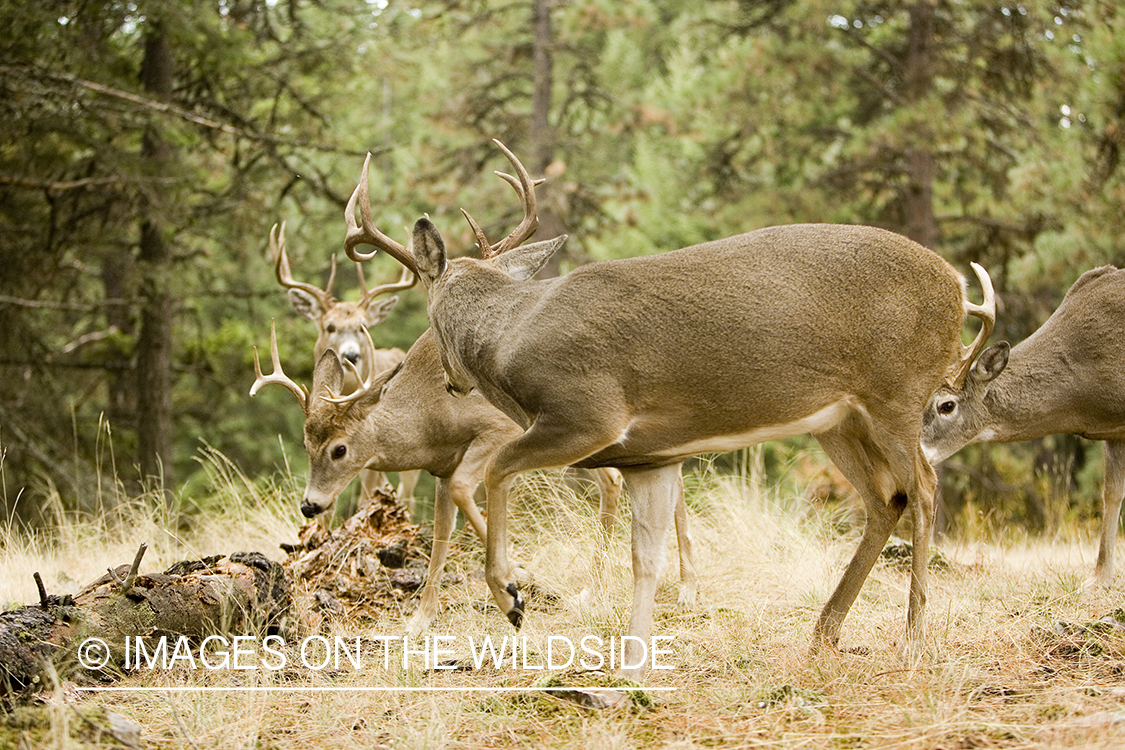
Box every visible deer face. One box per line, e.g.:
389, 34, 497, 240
289, 291, 399, 381
297, 349, 391, 517
922, 341, 1011, 463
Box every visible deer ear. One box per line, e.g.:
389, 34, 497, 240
971, 341, 1009, 383
288, 288, 325, 321
311, 349, 345, 399
494, 235, 567, 281
363, 295, 399, 326
411, 217, 446, 285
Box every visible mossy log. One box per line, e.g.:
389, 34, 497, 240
0, 548, 290, 698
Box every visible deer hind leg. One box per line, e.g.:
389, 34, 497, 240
591, 467, 623, 540
405, 476, 459, 639
583, 466, 698, 613
482, 422, 621, 630
812, 419, 935, 657
574, 468, 623, 610
672, 471, 699, 610
617, 463, 681, 679
1094, 439, 1125, 587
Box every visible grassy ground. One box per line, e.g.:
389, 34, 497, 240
4, 458, 1125, 749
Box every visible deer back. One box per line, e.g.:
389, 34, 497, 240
424, 223, 967, 468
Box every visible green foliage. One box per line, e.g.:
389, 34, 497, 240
1, 0, 1122, 536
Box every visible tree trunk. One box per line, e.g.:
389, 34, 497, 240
100, 252, 135, 457
136, 21, 175, 492
901, 3, 938, 249
530, 0, 566, 278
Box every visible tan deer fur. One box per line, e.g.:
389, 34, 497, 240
252, 324, 698, 636
269, 223, 420, 502
923, 265, 1125, 586
343, 142, 994, 676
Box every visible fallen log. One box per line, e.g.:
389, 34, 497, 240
0, 546, 290, 699
1, 486, 431, 701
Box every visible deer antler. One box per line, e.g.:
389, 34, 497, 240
357, 263, 417, 309
271, 222, 336, 309
250, 320, 308, 411
947, 262, 997, 388
343, 153, 419, 276
320, 326, 381, 406
460, 139, 544, 259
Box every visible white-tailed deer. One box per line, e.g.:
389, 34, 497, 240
343, 141, 994, 676
922, 265, 1125, 586
250, 322, 698, 636
269, 222, 420, 503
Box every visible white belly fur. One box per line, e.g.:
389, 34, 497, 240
658, 398, 856, 458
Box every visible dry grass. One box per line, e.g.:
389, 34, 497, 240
5, 456, 1125, 749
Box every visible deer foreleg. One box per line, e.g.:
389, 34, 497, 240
905, 450, 938, 660
396, 469, 422, 516
482, 423, 619, 630
359, 467, 388, 509
405, 476, 459, 639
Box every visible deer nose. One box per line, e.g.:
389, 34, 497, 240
300, 500, 322, 518
343, 349, 360, 364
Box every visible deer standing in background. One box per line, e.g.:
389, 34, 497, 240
923, 265, 1125, 586
250, 322, 698, 636
269, 223, 421, 504
343, 140, 995, 676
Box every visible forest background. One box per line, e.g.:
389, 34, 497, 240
1, 0, 1122, 538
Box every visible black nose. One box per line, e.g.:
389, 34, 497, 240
300, 501, 320, 518
344, 351, 360, 364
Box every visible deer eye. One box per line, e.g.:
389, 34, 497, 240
326, 324, 336, 333
332, 445, 347, 460
937, 400, 956, 415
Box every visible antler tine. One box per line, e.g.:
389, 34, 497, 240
355, 259, 367, 297
320, 326, 380, 405
250, 321, 308, 411
460, 141, 544, 260
459, 207, 494, 257
360, 264, 418, 306
488, 139, 540, 257
271, 222, 333, 309
325, 254, 338, 299
948, 262, 997, 388
495, 172, 547, 199
344, 153, 420, 275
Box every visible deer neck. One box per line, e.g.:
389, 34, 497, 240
979, 345, 1074, 443
427, 262, 543, 400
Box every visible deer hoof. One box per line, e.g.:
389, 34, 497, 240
506, 582, 524, 629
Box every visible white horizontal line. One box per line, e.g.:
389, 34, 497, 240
75, 686, 677, 693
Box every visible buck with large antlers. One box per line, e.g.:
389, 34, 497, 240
923, 265, 1125, 586
250, 322, 698, 636
343, 140, 995, 676
270, 222, 420, 503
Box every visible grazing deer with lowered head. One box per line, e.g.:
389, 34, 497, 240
250, 322, 699, 636
343, 141, 994, 676
269, 222, 421, 504
923, 265, 1125, 586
